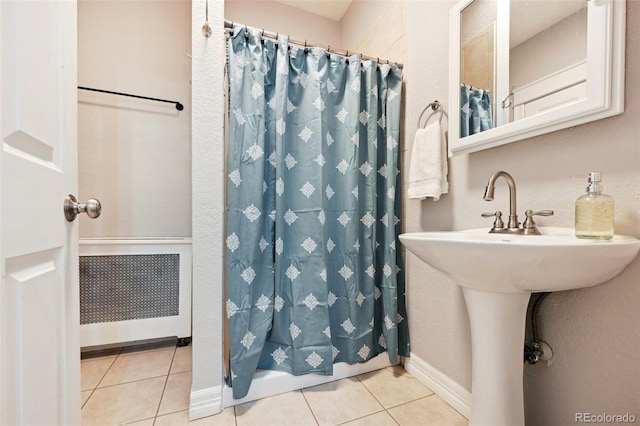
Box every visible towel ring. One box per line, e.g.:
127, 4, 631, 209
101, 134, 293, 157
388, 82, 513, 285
418, 101, 446, 128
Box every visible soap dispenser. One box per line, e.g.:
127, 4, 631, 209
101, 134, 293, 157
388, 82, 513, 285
575, 171, 614, 240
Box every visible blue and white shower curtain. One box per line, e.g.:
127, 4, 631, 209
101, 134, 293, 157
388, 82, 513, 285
225, 26, 410, 399
460, 84, 493, 137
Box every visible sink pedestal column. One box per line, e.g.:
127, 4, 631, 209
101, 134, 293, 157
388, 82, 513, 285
462, 287, 531, 426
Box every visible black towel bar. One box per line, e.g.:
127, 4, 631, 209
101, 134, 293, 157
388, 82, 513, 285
78, 86, 184, 111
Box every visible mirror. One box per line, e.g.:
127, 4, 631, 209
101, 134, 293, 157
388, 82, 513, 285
448, 0, 625, 156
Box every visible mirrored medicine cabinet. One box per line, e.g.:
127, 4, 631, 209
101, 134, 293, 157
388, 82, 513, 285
448, 0, 626, 156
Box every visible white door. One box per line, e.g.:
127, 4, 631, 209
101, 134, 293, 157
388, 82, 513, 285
1, 1, 81, 424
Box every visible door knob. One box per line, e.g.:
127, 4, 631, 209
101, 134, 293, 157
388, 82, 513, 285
64, 194, 102, 222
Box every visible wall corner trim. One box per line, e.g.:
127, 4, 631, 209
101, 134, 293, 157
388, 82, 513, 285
189, 386, 223, 421
404, 355, 471, 419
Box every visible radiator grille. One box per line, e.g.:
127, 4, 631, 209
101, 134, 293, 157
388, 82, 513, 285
80, 254, 180, 325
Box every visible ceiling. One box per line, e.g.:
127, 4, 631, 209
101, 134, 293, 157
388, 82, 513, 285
272, 0, 353, 21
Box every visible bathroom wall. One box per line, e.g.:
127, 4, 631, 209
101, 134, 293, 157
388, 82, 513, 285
78, 0, 192, 238
225, 0, 406, 64
340, 0, 406, 66
224, 0, 341, 49
405, 1, 640, 424
404, 0, 474, 396
191, 0, 225, 419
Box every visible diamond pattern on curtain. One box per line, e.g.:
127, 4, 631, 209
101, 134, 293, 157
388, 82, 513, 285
225, 26, 409, 399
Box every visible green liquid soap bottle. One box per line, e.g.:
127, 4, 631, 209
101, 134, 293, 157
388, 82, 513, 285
575, 171, 614, 240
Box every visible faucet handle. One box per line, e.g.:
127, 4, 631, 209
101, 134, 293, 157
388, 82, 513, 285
481, 211, 504, 229
523, 210, 554, 232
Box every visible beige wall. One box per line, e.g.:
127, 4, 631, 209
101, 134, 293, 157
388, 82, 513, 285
78, 0, 192, 238
224, 0, 406, 65
406, 1, 640, 424
340, 0, 406, 65
405, 0, 474, 393
224, 0, 341, 49
191, 0, 226, 418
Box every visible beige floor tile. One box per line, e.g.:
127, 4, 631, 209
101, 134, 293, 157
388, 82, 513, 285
158, 371, 192, 416
385, 364, 412, 378
170, 345, 192, 374
302, 378, 384, 426
79, 348, 466, 426
387, 396, 468, 426
124, 418, 155, 426
81, 357, 116, 390
341, 411, 399, 426
81, 390, 93, 407
81, 376, 166, 426
235, 390, 317, 426
155, 408, 236, 426
358, 367, 433, 408
99, 347, 175, 387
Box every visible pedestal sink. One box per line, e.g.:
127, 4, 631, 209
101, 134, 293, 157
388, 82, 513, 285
399, 227, 640, 426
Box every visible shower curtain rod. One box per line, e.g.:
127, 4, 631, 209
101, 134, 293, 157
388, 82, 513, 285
78, 86, 184, 111
224, 20, 403, 69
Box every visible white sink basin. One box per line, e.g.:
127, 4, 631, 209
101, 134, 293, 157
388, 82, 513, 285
399, 227, 640, 293
399, 227, 640, 426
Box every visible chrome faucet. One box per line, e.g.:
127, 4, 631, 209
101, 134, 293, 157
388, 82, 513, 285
482, 171, 554, 235
483, 171, 519, 229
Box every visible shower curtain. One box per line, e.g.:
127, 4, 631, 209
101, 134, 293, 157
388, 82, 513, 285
225, 26, 409, 399
460, 84, 493, 137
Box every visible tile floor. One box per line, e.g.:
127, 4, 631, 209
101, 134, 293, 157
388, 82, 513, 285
81, 341, 468, 426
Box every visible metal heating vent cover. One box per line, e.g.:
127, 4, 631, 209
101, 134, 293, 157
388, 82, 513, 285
80, 254, 180, 325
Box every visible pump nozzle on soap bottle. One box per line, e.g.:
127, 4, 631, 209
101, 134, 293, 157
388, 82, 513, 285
574, 171, 614, 240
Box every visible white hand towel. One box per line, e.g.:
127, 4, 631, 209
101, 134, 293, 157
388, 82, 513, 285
407, 121, 449, 201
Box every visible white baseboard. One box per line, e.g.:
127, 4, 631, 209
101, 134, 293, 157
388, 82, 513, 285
189, 386, 223, 421
404, 354, 471, 419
